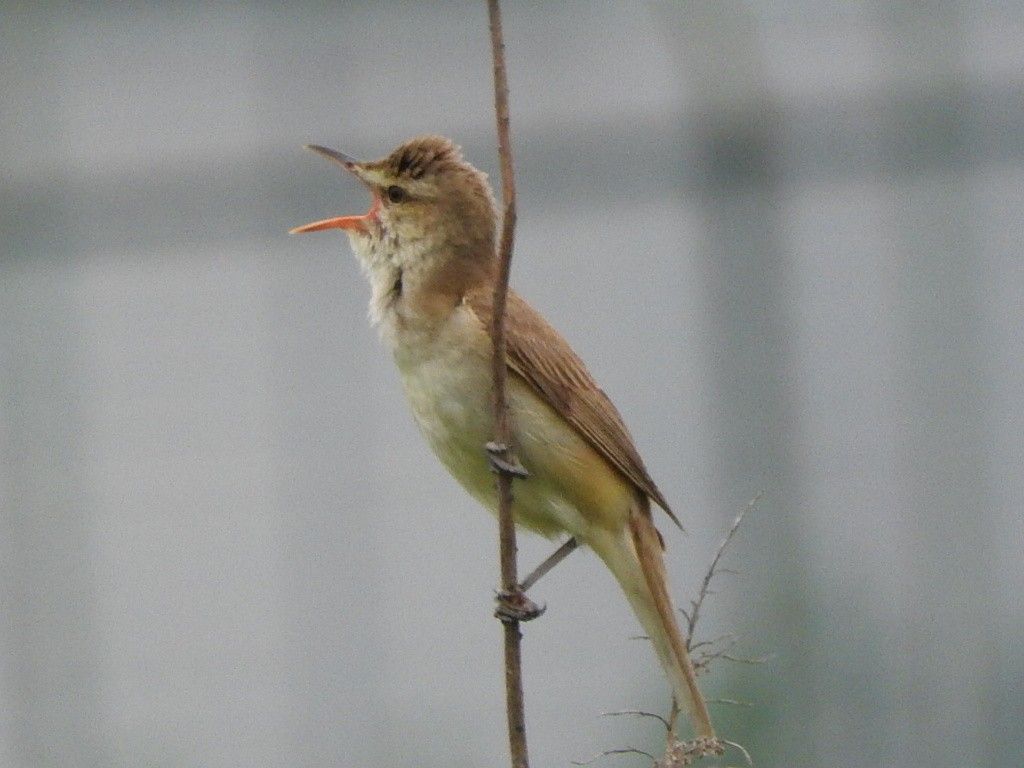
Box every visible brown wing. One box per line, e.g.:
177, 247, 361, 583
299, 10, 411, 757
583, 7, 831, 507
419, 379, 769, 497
465, 287, 681, 529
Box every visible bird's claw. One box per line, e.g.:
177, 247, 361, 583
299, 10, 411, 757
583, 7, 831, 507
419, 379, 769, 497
494, 589, 546, 623
485, 442, 530, 478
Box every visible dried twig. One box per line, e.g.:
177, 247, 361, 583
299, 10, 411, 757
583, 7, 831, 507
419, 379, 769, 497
683, 491, 764, 651
601, 709, 673, 732
721, 739, 755, 768
485, 2, 529, 767
707, 698, 754, 708
691, 635, 764, 675
572, 747, 658, 766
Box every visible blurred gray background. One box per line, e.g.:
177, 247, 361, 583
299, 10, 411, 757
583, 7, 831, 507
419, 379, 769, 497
2, 2, 1022, 767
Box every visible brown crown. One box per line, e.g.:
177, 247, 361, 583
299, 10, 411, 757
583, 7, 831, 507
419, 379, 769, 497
375, 135, 465, 181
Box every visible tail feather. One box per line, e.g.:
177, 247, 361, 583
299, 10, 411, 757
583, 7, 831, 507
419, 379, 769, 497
589, 500, 715, 739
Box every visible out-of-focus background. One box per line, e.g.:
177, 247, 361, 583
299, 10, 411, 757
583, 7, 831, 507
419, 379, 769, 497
2, 3, 1021, 767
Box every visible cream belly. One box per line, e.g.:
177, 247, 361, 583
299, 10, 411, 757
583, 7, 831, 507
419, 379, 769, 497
390, 305, 631, 540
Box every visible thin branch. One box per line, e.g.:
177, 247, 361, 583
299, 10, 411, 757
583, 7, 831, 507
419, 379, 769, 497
486, 0, 517, 590
601, 709, 673, 732
688, 633, 738, 653
721, 739, 755, 768
707, 698, 754, 708
685, 491, 764, 650
486, 2, 528, 768
572, 747, 658, 766
692, 638, 740, 674
718, 653, 774, 665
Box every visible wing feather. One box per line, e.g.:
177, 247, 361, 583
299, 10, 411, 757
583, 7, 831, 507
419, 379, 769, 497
465, 288, 680, 529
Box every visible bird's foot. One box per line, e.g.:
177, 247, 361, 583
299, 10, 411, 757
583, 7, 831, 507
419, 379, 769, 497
485, 442, 530, 479
494, 589, 546, 623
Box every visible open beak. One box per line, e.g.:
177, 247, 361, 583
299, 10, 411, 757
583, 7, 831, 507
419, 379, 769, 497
289, 144, 379, 235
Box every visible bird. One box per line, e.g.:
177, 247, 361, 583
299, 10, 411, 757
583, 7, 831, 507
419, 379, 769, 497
290, 135, 715, 740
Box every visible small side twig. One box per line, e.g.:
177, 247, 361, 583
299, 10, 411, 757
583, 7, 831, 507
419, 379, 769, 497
707, 698, 754, 708
682, 490, 764, 651
601, 709, 673, 732
572, 748, 658, 766
722, 739, 755, 768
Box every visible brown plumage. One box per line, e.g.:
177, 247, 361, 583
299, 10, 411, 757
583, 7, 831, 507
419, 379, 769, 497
375, 134, 467, 181
465, 286, 681, 529
291, 134, 715, 740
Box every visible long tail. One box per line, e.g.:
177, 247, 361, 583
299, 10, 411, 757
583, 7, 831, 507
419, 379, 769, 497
589, 500, 715, 739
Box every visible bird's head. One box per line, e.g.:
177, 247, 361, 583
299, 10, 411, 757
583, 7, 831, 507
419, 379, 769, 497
291, 135, 498, 284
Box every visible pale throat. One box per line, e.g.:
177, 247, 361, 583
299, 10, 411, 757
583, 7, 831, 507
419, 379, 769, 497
347, 229, 459, 344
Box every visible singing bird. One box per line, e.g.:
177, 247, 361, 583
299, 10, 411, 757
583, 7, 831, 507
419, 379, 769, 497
291, 135, 715, 739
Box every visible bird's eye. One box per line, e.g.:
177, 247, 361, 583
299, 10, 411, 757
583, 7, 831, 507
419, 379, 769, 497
386, 185, 407, 203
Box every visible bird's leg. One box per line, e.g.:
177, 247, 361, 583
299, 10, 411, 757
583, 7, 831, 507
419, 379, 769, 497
486, 439, 541, 621
519, 537, 579, 592
486, 443, 578, 619
494, 538, 579, 622
486, 441, 578, 593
